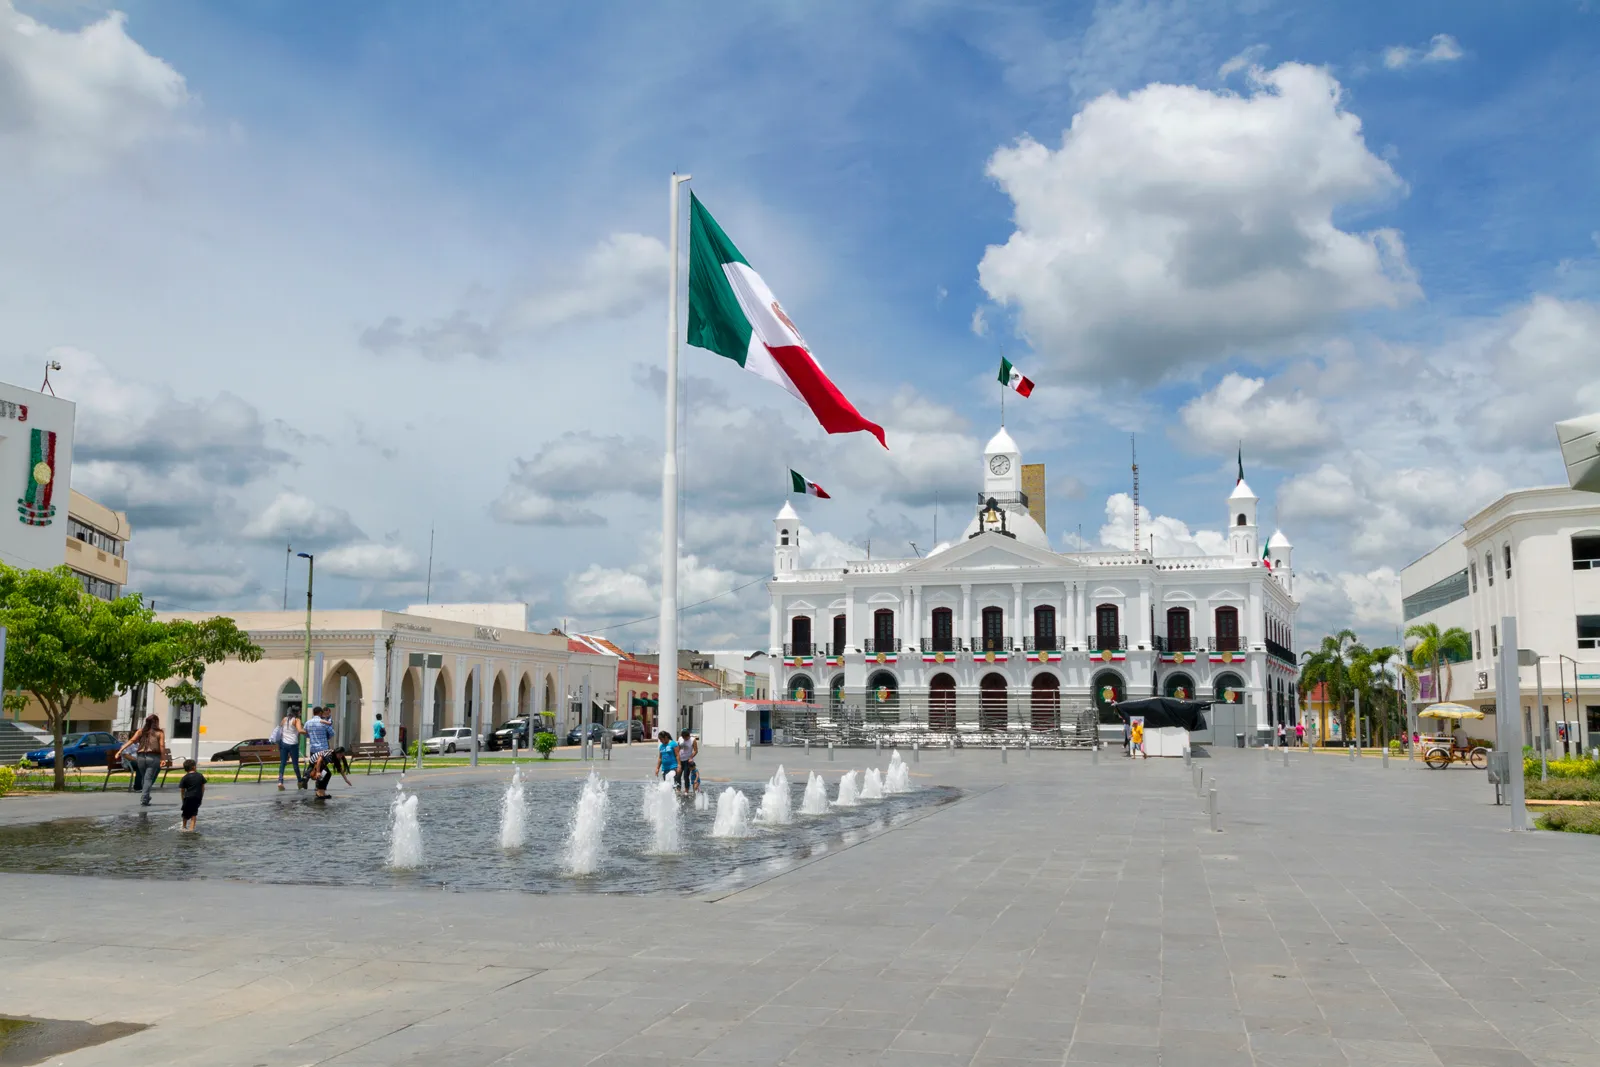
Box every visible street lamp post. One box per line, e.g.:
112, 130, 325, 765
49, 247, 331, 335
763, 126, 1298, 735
297, 553, 314, 725
1518, 649, 1546, 781
1558, 654, 1583, 757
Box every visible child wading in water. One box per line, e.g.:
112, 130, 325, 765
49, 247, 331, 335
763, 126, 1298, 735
178, 759, 206, 831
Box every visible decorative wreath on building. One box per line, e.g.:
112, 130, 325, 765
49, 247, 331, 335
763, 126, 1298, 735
1223, 688, 1239, 703
875, 685, 891, 703
1099, 685, 1116, 703
1174, 686, 1189, 699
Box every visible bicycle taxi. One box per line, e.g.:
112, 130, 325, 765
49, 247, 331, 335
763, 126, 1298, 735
1418, 702, 1489, 769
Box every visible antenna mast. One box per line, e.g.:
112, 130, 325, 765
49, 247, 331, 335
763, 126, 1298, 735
1130, 434, 1141, 557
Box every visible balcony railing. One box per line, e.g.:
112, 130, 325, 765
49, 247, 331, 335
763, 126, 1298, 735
1209, 636, 1242, 652
1154, 635, 1193, 653
1264, 637, 1295, 664
1091, 634, 1128, 652
977, 635, 1011, 653
783, 642, 814, 657
825, 641, 846, 657
862, 638, 901, 654
1023, 636, 1060, 652
920, 637, 964, 653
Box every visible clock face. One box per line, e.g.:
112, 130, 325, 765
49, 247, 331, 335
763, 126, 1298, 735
989, 455, 1011, 476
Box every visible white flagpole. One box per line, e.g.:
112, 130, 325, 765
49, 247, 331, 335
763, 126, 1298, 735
659, 173, 691, 741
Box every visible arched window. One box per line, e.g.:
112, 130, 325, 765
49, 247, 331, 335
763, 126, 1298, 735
929, 673, 956, 731
1214, 606, 1239, 652
1033, 605, 1057, 651
1485, 551, 1494, 586
1163, 672, 1195, 700
1213, 672, 1245, 705
780, 532, 789, 545
1503, 544, 1512, 578
1574, 533, 1600, 570
832, 614, 846, 654
866, 670, 899, 723
828, 674, 845, 714
790, 615, 812, 656
872, 609, 896, 652
1236, 513, 1247, 527
1165, 607, 1191, 652
787, 674, 814, 702
276, 679, 302, 720
1471, 560, 1478, 590
1095, 604, 1120, 651
930, 607, 954, 652
979, 673, 1008, 730
1030, 672, 1060, 730
981, 606, 1006, 651
1091, 669, 1124, 722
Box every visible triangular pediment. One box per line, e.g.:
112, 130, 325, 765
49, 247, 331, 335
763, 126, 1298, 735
906, 533, 1064, 573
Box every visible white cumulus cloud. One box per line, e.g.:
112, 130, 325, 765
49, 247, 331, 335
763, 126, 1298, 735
1383, 34, 1464, 71
1097, 493, 1228, 557
1178, 373, 1331, 459
318, 543, 421, 581
977, 61, 1418, 384
242, 492, 365, 546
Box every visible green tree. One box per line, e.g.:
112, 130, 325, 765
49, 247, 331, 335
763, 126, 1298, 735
0, 565, 261, 790
1404, 622, 1472, 705
1299, 629, 1358, 741
1350, 644, 1403, 746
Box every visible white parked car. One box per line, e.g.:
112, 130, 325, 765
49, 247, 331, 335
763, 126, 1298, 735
422, 727, 481, 754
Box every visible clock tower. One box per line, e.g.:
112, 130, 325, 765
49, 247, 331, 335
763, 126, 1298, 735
983, 427, 1022, 498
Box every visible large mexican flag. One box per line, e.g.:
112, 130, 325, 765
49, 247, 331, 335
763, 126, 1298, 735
687, 194, 886, 447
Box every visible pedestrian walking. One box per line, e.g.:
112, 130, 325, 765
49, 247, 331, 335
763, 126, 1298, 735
1294, 721, 1305, 747
112, 736, 141, 792
1277, 723, 1287, 748
655, 730, 679, 784
1130, 718, 1146, 759
677, 728, 699, 794
178, 759, 206, 831
275, 707, 304, 791
128, 714, 166, 807
372, 713, 387, 752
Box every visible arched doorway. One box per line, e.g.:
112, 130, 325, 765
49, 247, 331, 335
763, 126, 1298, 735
979, 673, 1007, 730
929, 673, 956, 731
432, 668, 451, 732
788, 674, 814, 702
1213, 672, 1245, 706
518, 674, 532, 719
492, 672, 509, 728
323, 661, 364, 747
276, 679, 303, 721
1092, 669, 1125, 722
866, 670, 899, 722
828, 674, 845, 715
399, 670, 419, 750
462, 669, 478, 734
1030, 672, 1060, 730
1163, 672, 1196, 701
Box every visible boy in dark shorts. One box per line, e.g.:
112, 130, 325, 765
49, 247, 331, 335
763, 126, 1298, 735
178, 759, 206, 831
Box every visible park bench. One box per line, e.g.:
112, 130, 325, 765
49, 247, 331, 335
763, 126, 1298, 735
348, 741, 403, 774
100, 748, 174, 792
232, 743, 281, 783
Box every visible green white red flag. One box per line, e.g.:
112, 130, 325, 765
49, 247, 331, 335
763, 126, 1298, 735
687, 195, 886, 447
999, 357, 1034, 397
1262, 543, 1272, 569
790, 470, 830, 498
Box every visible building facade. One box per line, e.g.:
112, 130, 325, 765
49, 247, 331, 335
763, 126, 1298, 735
1400, 487, 1600, 750
65, 490, 130, 600
145, 605, 619, 754
768, 429, 1300, 737
0, 379, 77, 573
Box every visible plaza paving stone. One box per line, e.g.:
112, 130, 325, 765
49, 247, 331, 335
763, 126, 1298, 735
0, 743, 1597, 1066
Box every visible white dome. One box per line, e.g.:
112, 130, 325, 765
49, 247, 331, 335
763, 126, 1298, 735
775, 501, 798, 521
1266, 528, 1292, 549
1228, 479, 1257, 501
984, 427, 1019, 455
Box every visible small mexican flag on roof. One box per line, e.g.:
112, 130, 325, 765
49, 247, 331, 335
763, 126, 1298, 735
687, 195, 886, 447
790, 470, 830, 499
999, 357, 1034, 397
1262, 543, 1272, 569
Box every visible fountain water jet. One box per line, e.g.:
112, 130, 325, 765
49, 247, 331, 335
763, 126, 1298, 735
711, 787, 753, 837
884, 750, 912, 794
799, 772, 830, 815
498, 768, 529, 849
694, 790, 710, 812
563, 769, 609, 875
860, 767, 885, 800
386, 783, 423, 869
642, 779, 681, 853
755, 765, 793, 825
833, 770, 860, 807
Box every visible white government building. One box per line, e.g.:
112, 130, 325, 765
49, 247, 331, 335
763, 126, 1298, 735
766, 428, 1301, 741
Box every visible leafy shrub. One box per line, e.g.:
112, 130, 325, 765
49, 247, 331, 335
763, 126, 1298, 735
1526, 777, 1600, 801
1539, 805, 1600, 834
533, 731, 557, 759
1388, 740, 1402, 754
1466, 736, 1494, 750
1524, 755, 1600, 780
404, 740, 419, 758
0, 765, 14, 797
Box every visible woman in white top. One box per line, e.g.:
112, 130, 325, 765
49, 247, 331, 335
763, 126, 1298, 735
277, 710, 304, 791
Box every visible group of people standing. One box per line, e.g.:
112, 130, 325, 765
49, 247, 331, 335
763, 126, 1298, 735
273, 705, 352, 797
655, 729, 699, 794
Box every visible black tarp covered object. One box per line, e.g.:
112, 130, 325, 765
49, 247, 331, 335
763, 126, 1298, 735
1111, 697, 1209, 731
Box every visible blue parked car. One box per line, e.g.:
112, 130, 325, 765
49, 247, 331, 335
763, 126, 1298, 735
25, 731, 122, 769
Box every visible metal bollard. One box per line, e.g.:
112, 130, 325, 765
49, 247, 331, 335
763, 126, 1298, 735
1001, 745, 1008, 764
875, 737, 881, 756
1194, 765, 1203, 795
1208, 785, 1219, 832
1382, 745, 1389, 768
828, 743, 835, 762
805, 739, 810, 756
1348, 744, 1356, 762
912, 742, 919, 763
1183, 746, 1191, 767
746, 740, 753, 761
1092, 745, 1099, 765
1282, 747, 1289, 768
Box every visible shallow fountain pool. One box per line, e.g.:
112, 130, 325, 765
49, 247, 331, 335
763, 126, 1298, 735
0, 774, 958, 895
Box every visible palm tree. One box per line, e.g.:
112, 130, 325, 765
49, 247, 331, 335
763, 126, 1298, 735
1300, 630, 1358, 742
1351, 644, 1403, 746
1404, 622, 1472, 704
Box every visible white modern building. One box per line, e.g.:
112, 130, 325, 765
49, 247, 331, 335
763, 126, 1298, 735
0, 379, 76, 573
767, 428, 1301, 739
1400, 487, 1600, 750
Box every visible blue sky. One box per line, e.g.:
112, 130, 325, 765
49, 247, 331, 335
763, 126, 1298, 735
2, 0, 1596, 647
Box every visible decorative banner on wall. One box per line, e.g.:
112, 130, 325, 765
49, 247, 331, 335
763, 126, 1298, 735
16, 428, 57, 527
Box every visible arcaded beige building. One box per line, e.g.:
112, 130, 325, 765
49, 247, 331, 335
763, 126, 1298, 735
150, 604, 620, 751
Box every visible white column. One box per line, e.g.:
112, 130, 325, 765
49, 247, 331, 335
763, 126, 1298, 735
769, 597, 781, 655
1138, 579, 1151, 648
370, 635, 388, 747
844, 586, 856, 649
961, 583, 973, 650
904, 586, 916, 650
1012, 582, 1024, 649
455, 654, 467, 728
